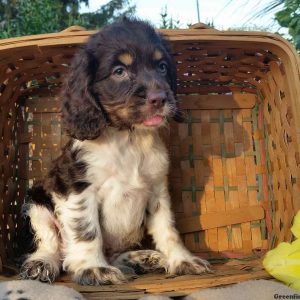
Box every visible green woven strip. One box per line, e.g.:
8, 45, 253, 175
250, 221, 261, 228
254, 140, 261, 164
191, 176, 196, 202
209, 116, 233, 123
229, 186, 238, 191
245, 152, 255, 157
214, 186, 224, 191
227, 226, 232, 241
224, 152, 236, 158
27, 156, 42, 161
184, 112, 201, 124
214, 186, 238, 191
224, 176, 229, 201
182, 176, 204, 202
220, 112, 225, 135
188, 144, 194, 168
181, 151, 253, 161
182, 186, 205, 192
257, 174, 263, 201
260, 219, 267, 240
191, 117, 202, 123
221, 143, 225, 158
248, 185, 259, 191
26, 121, 41, 125
210, 117, 233, 123
263, 118, 276, 227
206, 257, 230, 264
182, 185, 257, 192
257, 90, 265, 101
270, 233, 277, 249
193, 232, 200, 243
187, 111, 193, 135
181, 155, 204, 161
232, 224, 241, 229
222, 141, 237, 159
27, 120, 61, 125
252, 104, 259, 131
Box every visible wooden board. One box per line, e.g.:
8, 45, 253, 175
178, 93, 256, 110
0, 259, 270, 299
177, 205, 265, 234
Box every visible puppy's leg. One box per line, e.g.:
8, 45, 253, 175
20, 204, 61, 283
147, 178, 211, 275
112, 250, 167, 274
55, 187, 125, 285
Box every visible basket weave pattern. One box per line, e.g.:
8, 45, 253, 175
0, 29, 300, 288
168, 42, 300, 259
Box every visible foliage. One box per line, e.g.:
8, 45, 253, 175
0, 0, 135, 38
274, 0, 300, 49
78, 0, 136, 29
0, 0, 62, 38
252, 0, 300, 50
159, 6, 180, 29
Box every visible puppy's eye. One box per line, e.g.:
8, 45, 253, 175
157, 61, 168, 75
112, 66, 128, 78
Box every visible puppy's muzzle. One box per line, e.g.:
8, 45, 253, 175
147, 90, 167, 109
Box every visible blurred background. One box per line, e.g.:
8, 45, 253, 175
0, 0, 299, 51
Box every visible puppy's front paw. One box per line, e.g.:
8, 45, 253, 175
74, 266, 126, 285
169, 257, 211, 276
20, 260, 59, 283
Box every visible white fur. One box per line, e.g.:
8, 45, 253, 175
53, 186, 108, 273
24, 205, 61, 276
77, 128, 168, 254
27, 126, 207, 278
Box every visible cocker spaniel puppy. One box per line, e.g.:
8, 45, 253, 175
20, 18, 210, 285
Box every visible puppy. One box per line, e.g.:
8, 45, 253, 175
20, 18, 210, 285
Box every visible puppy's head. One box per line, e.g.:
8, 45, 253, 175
62, 18, 182, 141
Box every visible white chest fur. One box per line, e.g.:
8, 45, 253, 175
74, 129, 169, 253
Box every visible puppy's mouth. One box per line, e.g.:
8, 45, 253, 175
142, 115, 165, 126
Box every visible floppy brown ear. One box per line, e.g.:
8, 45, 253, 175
62, 47, 108, 141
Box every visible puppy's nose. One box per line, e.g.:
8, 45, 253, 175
147, 91, 167, 108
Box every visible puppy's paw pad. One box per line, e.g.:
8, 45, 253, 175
172, 258, 211, 276
75, 266, 126, 285
20, 260, 58, 283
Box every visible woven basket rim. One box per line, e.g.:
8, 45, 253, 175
1, 27, 299, 136
0, 27, 297, 54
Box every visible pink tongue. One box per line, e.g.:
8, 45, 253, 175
143, 115, 163, 126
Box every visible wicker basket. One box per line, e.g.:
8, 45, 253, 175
1, 25, 300, 298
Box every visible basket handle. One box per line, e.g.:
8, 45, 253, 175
190, 22, 219, 31
61, 25, 86, 32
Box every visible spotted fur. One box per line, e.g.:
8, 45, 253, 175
21, 18, 210, 285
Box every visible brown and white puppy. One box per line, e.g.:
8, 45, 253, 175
20, 18, 210, 285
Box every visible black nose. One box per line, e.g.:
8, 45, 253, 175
147, 91, 167, 108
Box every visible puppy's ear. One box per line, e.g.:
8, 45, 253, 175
62, 47, 108, 141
